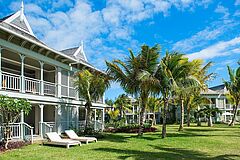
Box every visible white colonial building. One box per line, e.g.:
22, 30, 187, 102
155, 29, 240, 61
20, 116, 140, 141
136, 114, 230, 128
0, 3, 106, 141
201, 84, 240, 123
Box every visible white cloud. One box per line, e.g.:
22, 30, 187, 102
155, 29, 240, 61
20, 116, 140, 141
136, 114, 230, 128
173, 27, 224, 52
172, 4, 238, 53
187, 37, 240, 60
235, 0, 240, 5
234, 10, 240, 17
8, 0, 213, 69
214, 4, 229, 19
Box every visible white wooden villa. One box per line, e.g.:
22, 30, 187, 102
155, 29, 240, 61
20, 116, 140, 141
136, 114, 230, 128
0, 3, 106, 141
201, 84, 240, 123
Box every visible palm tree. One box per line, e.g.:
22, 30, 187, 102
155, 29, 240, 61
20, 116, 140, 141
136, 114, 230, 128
200, 105, 221, 127
106, 44, 160, 136
114, 94, 131, 119
223, 65, 240, 126
193, 96, 211, 126
156, 52, 193, 138
74, 69, 110, 130
186, 59, 215, 127
147, 97, 160, 126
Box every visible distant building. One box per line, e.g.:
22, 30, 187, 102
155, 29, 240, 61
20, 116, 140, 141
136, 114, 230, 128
201, 84, 240, 122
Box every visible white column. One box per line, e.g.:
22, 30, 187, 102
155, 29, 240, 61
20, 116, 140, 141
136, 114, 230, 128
67, 71, 70, 97
56, 67, 61, 97
215, 98, 218, 108
20, 110, 24, 123
39, 61, 44, 95
20, 110, 24, 139
75, 106, 79, 130
39, 104, 44, 137
20, 54, 25, 93
102, 108, 105, 131
0, 46, 2, 90
94, 109, 97, 130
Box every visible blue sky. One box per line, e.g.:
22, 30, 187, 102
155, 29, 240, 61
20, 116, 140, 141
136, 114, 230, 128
0, 0, 240, 100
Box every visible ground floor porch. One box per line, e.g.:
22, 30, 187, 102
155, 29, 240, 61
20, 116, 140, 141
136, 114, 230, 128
0, 103, 105, 142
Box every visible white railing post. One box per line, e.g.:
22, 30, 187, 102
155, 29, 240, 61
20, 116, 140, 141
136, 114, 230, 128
39, 104, 44, 138
0, 46, 2, 90
30, 127, 33, 144
19, 54, 25, 93
39, 61, 44, 95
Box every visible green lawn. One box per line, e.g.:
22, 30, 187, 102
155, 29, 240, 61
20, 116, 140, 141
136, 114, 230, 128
1, 124, 240, 160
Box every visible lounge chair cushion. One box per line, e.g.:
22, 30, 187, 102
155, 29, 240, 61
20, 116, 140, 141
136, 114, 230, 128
65, 130, 97, 143
44, 132, 81, 148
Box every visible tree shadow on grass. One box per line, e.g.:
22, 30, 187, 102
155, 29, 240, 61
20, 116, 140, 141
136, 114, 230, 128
103, 133, 163, 143
94, 145, 239, 160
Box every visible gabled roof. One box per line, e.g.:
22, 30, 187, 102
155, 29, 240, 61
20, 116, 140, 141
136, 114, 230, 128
201, 89, 219, 95
1, 2, 34, 37
0, 2, 105, 74
60, 41, 88, 62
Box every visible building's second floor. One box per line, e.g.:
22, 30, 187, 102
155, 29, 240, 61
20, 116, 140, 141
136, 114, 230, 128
201, 84, 239, 110
0, 4, 104, 104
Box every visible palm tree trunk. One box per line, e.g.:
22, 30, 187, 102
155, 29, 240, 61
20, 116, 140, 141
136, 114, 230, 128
197, 114, 201, 126
208, 115, 213, 127
162, 99, 168, 138
85, 102, 92, 130
229, 103, 239, 126
138, 97, 147, 136
153, 112, 156, 126
178, 99, 184, 131
187, 104, 191, 127
197, 106, 201, 126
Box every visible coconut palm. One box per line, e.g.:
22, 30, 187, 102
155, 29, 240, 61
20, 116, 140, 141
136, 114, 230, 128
114, 94, 132, 118
147, 97, 161, 126
223, 65, 240, 126
186, 60, 213, 127
177, 60, 214, 130
74, 69, 110, 130
200, 105, 221, 127
155, 52, 194, 138
106, 44, 160, 136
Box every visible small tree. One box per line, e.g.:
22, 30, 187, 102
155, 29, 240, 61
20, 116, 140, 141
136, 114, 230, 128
223, 65, 240, 126
200, 105, 221, 127
147, 97, 160, 126
75, 69, 110, 131
114, 94, 132, 119
0, 95, 31, 149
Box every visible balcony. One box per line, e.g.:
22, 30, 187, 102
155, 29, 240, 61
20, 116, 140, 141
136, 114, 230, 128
1, 71, 56, 97
1, 72, 105, 103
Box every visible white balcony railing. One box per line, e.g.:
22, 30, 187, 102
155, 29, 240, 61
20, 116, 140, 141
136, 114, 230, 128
25, 77, 40, 94
0, 72, 104, 103
1, 71, 20, 91
44, 81, 55, 96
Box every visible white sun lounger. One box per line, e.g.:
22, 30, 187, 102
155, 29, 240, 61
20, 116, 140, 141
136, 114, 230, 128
65, 130, 97, 144
43, 132, 81, 148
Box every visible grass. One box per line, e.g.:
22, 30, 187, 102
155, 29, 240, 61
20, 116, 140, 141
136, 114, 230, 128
1, 124, 240, 160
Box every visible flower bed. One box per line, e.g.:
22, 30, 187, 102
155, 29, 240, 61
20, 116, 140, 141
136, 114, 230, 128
0, 140, 30, 152
105, 124, 157, 133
